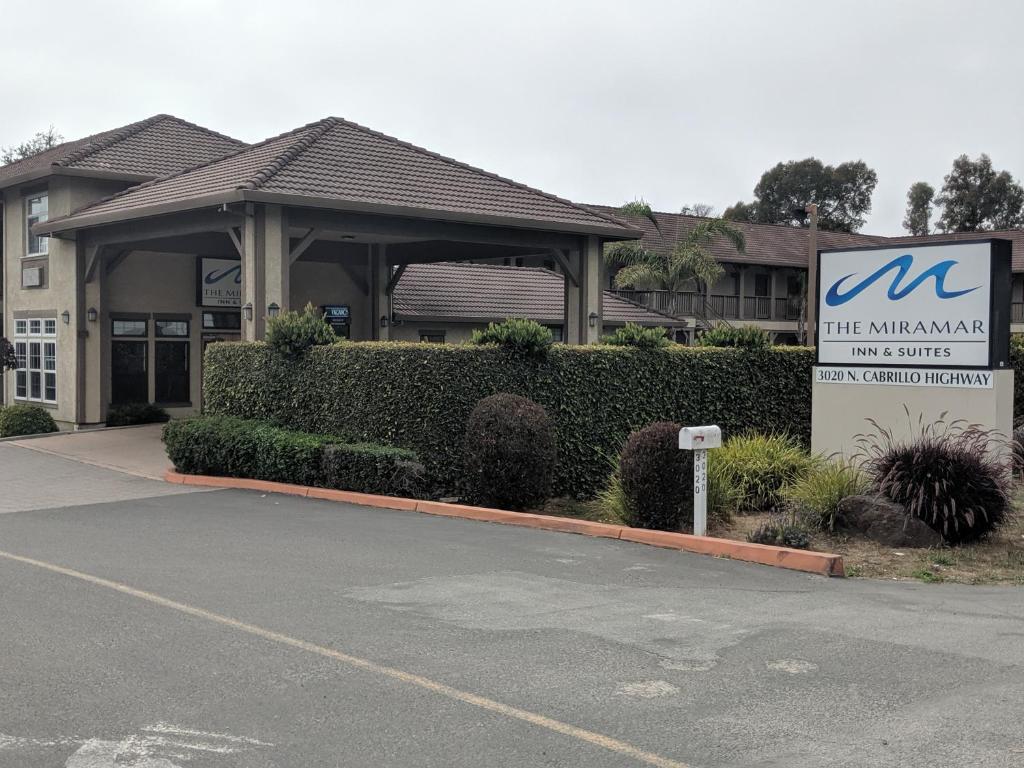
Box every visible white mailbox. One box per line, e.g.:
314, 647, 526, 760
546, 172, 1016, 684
678, 425, 722, 537
678, 425, 721, 450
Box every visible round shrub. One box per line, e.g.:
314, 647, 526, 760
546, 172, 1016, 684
697, 324, 771, 349
463, 393, 556, 510
265, 302, 336, 359
470, 318, 553, 358
0, 404, 58, 438
859, 423, 1013, 544
601, 323, 671, 349
618, 421, 692, 530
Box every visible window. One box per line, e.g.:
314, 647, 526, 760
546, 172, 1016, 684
202, 311, 241, 331
112, 319, 147, 337
14, 316, 57, 404
545, 325, 564, 343
26, 194, 48, 256
419, 330, 446, 344
754, 274, 771, 297
156, 319, 189, 337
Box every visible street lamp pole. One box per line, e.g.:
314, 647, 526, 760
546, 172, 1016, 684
805, 203, 818, 347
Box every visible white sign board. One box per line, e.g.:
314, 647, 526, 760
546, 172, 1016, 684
198, 257, 242, 308
818, 242, 992, 368
815, 366, 994, 389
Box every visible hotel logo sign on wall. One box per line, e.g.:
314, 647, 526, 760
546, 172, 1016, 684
817, 241, 1008, 371
198, 257, 242, 308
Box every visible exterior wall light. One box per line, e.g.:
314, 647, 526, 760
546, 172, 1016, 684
588, 311, 599, 328
61, 310, 71, 325
243, 302, 253, 322
267, 302, 280, 319
87, 307, 98, 322
379, 314, 389, 328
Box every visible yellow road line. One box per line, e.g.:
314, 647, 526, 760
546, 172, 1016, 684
0, 550, 692, 768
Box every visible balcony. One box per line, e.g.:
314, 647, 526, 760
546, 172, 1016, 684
612, 289, 802, 322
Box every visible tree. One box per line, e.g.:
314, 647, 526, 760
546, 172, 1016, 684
902, 181, 935, 235
724, 157, 878, 232
1, 337, 17, 370
606, 200, 745, 315
1, 125, 63, 165
680, 203, 716, 217
935, 154, 1024, 232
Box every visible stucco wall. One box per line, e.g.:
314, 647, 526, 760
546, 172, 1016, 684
290, 259, 371, 340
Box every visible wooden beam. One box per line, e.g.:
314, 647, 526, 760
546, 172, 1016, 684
104, 250, 131, 276
227, 227, 244, 258
549, 248, 578, 286
339, 260, 368, 296
289, 228, 321, 265
83, 244, 106, 283
82, 209, 238, 248
385, 264, 407, 295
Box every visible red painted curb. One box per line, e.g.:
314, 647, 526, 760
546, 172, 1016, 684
164, 470, 844, 577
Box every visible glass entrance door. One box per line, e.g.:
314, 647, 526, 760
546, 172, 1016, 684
111, 340, 148, 404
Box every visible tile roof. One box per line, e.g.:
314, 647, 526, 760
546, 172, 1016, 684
0, 115, 244, 187
393, 262, 686, 326
52, 117, 637, 237
586, 204, 887, 268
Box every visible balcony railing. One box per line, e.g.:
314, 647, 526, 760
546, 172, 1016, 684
1013, 302, 1024, 323
612, 289, 802, 322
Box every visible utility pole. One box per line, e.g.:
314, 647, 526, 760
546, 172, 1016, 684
805, 203, 818, 347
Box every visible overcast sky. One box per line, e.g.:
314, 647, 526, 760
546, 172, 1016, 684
2, 0, 1021, 234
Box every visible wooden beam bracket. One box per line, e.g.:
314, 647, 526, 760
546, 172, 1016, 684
289, 228, 321, 265
550, 248, 578, 286
384, 264, 407, 296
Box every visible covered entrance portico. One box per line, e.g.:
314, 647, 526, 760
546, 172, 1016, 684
37, 117, 637, 426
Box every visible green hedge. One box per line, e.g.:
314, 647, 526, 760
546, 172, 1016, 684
163, 415, 423, 496
204, 342, 815, 498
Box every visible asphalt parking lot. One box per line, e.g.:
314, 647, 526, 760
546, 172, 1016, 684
1, 442, 1022, 768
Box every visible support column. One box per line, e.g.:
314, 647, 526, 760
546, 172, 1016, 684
81, 246, 106, 424
563, 236, 603, 344
263, 204, 290, 319
737, 266, 746, 320
240, 204, 264, 341
369, 244, 390, 341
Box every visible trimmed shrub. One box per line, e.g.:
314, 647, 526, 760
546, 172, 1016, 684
619, 422, 692, 530
0, 404, 58, 438
697, 324, 771, 349
856, 418, 1013, 544
265, 302, 336, 360
601, 323, 671, 349
203, 342, 815, 498
106, 402, 169, 427
463, 393, 556, 510
322, 443, 425, 497
470, 318, 553, 358
714, 432, 820, 512
785, 460, 869, 531
163, 415, 331, 486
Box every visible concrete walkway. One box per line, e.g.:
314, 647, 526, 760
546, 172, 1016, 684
9, 423, 172, 480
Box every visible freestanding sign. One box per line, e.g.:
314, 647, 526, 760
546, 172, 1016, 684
811, 239, 1013, 459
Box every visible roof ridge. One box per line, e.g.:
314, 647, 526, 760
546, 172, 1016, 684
243, 117, 337, 190
331, 117, 631, 230
55, 114, 168, 167
61, 119, 326, 220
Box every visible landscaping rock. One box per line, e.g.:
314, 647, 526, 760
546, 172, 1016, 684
837, 494, 943, 548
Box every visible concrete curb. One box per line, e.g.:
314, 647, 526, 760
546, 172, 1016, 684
164, 471, 845, 577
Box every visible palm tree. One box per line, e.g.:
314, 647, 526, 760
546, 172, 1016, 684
606, 200, 746, 317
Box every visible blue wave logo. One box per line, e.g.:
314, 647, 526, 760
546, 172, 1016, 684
205, 265, 242, 285
825, 254, 979, 307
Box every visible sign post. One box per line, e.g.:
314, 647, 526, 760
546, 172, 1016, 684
679, 425, 722, 537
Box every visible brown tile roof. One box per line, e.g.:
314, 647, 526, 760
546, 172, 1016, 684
0, 115, 244, 187
587, 204, 886, 268
393, 262, 686, 326
50, 117, 637, 237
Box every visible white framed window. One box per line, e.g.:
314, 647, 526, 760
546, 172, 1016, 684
14, 317, 57, 404
26, 193, 49, 257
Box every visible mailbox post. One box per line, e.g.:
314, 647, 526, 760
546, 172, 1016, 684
678, 425, 722, 537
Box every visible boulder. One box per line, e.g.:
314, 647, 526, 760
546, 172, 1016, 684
837, 494, 943, 548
